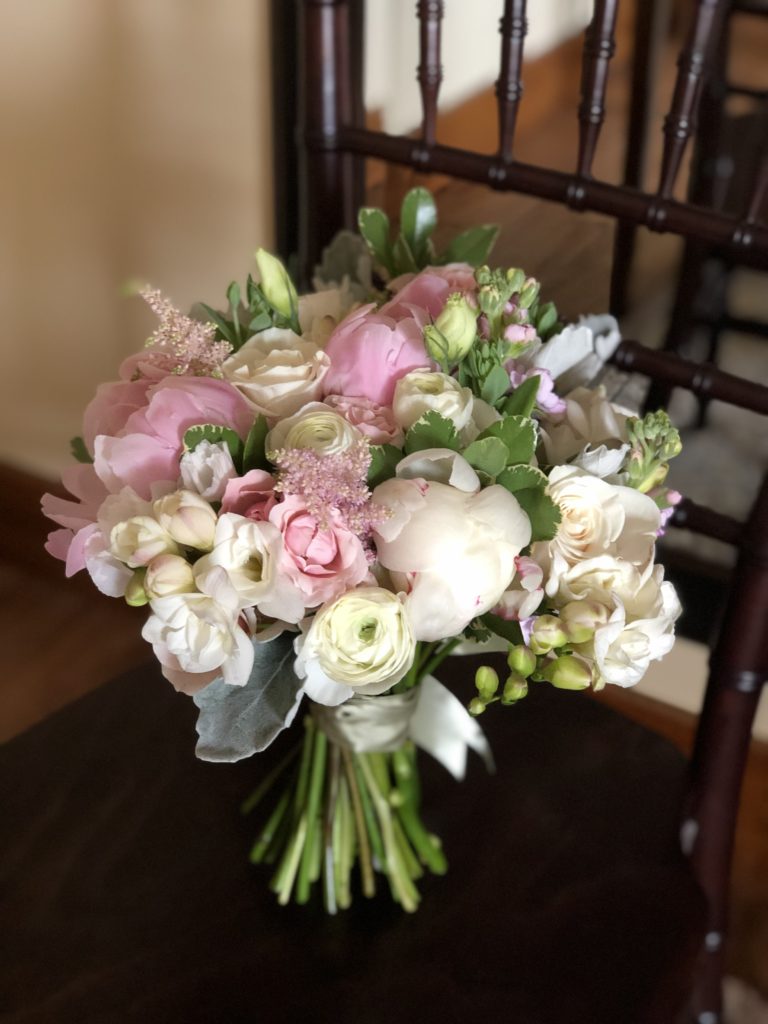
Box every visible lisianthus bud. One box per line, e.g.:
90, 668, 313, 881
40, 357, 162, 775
507, 644, 537, 678
144, 554, 196, 599
255, 247, 298, 320
154, 491, 217, 551
469, 697, 487, 717
560, 600, 609, 644
502, 673, 528, 704
542, 654, 592, 690
529, 614, 568, 655
423, 293, 477, 365
475, 665, 500, 701
125, 569, 148, 607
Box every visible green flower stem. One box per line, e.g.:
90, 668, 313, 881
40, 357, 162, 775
291, 717, 316, 826
241, 739, 301, 816
273, 812, 308, 905
249, 787, 291, 864
334, 775, 353, 910
322, 745, 342, 914
295, 729, 329, 904
393, 747, 447, 875
358, 754, 419, 912
418, 638, 462, 682
264, 795, 295, 865
342, 747, 376, 898
392, 817, 423, 880
308, 810, 323, 884
352, 755, 386, 867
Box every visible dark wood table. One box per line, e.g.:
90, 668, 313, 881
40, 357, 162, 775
0, 659, 705, 1024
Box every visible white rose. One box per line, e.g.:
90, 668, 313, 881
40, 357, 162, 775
144, 554, 196, 599
222, 328, 330, 420
294, 586, 416, 706
372, 477, 531, 641
265, 402, 362, 456
110, 515, 179, 567
179, 441, 237, 501
193, 512, 305, 622
539, 386, 630, 476
551, 555, 663, 618
142, 567, 254, 692
154, 490, 218, 551
392, 370, 474, 434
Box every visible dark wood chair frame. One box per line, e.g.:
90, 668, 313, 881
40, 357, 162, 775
279, 2, 768, 1020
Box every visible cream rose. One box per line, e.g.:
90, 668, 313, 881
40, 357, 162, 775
222, 328, 330, 420
265, 402, 362, 456
294, 587, 416, 706
392, 370, 474, 434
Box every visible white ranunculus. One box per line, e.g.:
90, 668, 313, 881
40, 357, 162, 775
110, 515, 179, 567
394, 448, 480, 493
222, 328, 330, 420
539, 385, 631, 475
193, 512, 305, 623
179, 440, 237, 501
372, 477, 531, 641
142, 566, 254, 692
589, 580, 681, 687
392, 370, 475, 434
537, 465, 660, 592
154, 490, 218, 551
265, 402, 362, 456
294, 586, 416, 706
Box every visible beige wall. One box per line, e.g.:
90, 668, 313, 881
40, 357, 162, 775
0, 0, 274, 478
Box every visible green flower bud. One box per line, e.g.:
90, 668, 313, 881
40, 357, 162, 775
518, 277, 540, 308
507, 644, 537, 678
505, 268, 526, 293
423, 293, 477, 365
560, 600, 608, 644
475, 665, 500, 701
125, 569, 148, 607
502, 673, 528, 704
469, 697, 487, 717
255, 248, 298, 320
542, 654, 592, 690
529, 614, 568, 655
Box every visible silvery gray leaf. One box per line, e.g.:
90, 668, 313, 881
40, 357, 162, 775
312, 229, 373, 300
193, 633, 304, 763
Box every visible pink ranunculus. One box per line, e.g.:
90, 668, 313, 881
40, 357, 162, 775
322, 306, 432, 406
323, 394, 404, 446
221, 470, 278, 521
93, 376, 253, 499
269, 495, 369, 608
82, 378, 152, 454
384, 264, 477, 326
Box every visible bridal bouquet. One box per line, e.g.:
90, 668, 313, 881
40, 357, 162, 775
43, 188, 682, 912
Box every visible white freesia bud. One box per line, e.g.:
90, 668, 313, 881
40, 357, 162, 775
294, 587, 417, 706
265, 402, 362, 456
125, 570, 148, 607
154, 491, 218, 551
529, 614, 568, 655
423, 293, 477, 364
179, 440, 237, 502
255, 247, 298, 320
144, 554, 196, 599
542, 654, 592, 690
393, 370, 475, 434
110, 515, 179, 567
560, 599, 609, 644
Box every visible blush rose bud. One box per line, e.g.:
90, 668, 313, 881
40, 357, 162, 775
125, 569, 148, 607
507, 644, 537, 678
144, 554, 196, 599
560, 600, 609, 644
423, 293, 477, 365
542, 655, 592, 691
529, 615, 568, 655
255, 248, 298, 321
154, 491, 217, 551
502, 673, 528, 704
475, 665, 500, 702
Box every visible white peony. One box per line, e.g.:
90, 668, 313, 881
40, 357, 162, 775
294, 586, 417, 706
179, 441, 237, 501
392, 370, 475, 434
394, 448, 480, 493
222, 328, 330, 420
265, 402, 362, 456
372, 477, 532, 641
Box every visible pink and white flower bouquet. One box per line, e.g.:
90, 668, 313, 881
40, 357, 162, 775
43, 188, 683, 912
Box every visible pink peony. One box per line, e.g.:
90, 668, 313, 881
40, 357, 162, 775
42, 464, 109, 575
82, 378, 152, 454
322, 305, 432, 406
221, 470, 278, 521
383, 264, 477, 326
93, 376, 253, 499
323, 394, 404, 446
269, 495, 369, 607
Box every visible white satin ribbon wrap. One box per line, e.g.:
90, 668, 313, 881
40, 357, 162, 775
310, 675, 494, 780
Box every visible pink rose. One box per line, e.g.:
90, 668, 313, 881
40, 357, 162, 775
322, 305, 432, 406
82, 378, 152, 454
382, 263, 477, 325
93, 376, 253, 499
269, 495, 369, 607
323, 394, 404, 446
221, 470, 278, 521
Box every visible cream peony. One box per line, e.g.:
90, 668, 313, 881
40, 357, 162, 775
222, 329, 330, 420
372, 477, 531, 641
265, 402, 362, 456
392, 370, 474, 434
294, 586, 416, 705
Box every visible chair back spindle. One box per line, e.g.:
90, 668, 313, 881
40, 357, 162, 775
417, 1, 444, 147
576, 0, 619, 179
495, 0, 527, 162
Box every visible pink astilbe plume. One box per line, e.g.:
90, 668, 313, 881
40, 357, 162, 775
270, 439, 389, 540
139, 287, 232, 377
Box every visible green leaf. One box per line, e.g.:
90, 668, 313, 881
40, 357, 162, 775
481, 613, 524, 645
479, 415, 537, 465
404, 411, 460, 455
183, 424, 244, 470
227, 281, 242, 344
367, 444, 402, 488
513, 488, 562, 542
392, 234, 420, 276
358, 207, 394, 276
242, 416, 269, 472
496, 465, 548, 493
480, 364, 512, 407
502, 375, 540, 418
439, 224, 499, 267
199, 303, 237, 347
400, 187, 437, 265
536, 301, 558, 340
70, 436, 93, 464
248, 311, 272, 333
462, 436, 508, 478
